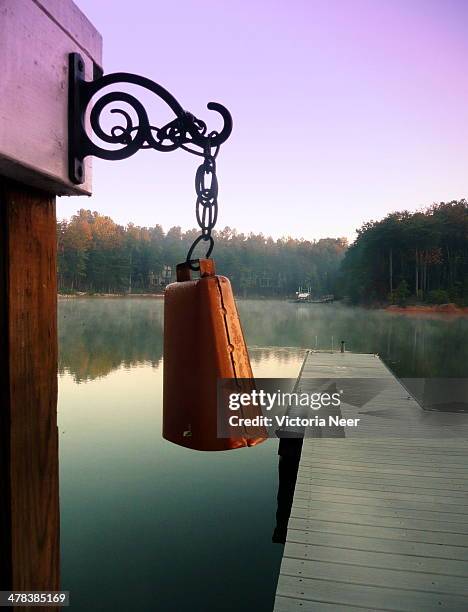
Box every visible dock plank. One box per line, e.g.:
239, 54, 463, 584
274, 596, 367, 612
283, 541, 468, 577
281, 557, 468, 596
286, 528, 468, 560
291, 498, 468, 522
287, 517, 468, 547
276, 574, 468, 611
289, 506, 468, 534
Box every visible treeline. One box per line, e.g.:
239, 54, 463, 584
57, 209, 347, 296
340, 200, 468, 305
58, 200, 468, 303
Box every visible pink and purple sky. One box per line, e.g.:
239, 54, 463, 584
61, 0, 468, 242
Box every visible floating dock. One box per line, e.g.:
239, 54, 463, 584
274, 351, 468, 611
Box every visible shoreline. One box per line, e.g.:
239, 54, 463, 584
57, 294, 285, 300
384, 303, 468, 317
58, 293, 164, 299
57, 294, 468, 316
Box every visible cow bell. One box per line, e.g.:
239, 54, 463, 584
163, 258, 267, 451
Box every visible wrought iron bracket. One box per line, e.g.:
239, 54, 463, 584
68, 52, 233, 184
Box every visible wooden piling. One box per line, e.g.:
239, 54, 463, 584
0, 179, 59, 607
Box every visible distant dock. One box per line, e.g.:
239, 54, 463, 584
274, 351, 468, 611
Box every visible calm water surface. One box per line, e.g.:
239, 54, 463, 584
58, 299, 468, 611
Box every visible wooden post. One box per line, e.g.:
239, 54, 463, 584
0, 179, 59, 608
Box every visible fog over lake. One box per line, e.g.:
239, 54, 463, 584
59, 299, 467, 381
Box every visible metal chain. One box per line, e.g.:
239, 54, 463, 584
186, 134, 220, 270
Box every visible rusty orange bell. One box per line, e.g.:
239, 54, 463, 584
163, 258, 267, 451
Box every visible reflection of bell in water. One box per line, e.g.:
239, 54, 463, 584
163, 258, 267, 451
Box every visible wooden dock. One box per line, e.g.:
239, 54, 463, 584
274, 351, 468, 612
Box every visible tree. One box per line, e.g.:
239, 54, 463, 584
341, 200, 468, 305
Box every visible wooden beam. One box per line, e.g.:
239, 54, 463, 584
0, 178, 59, 606
0, 0, 102, 195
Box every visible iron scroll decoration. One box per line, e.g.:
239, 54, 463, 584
68, 52, 232, 267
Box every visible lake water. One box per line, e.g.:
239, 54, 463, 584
58, 299, 468, 611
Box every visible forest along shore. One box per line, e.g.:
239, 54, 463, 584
57, 200, 466, 304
